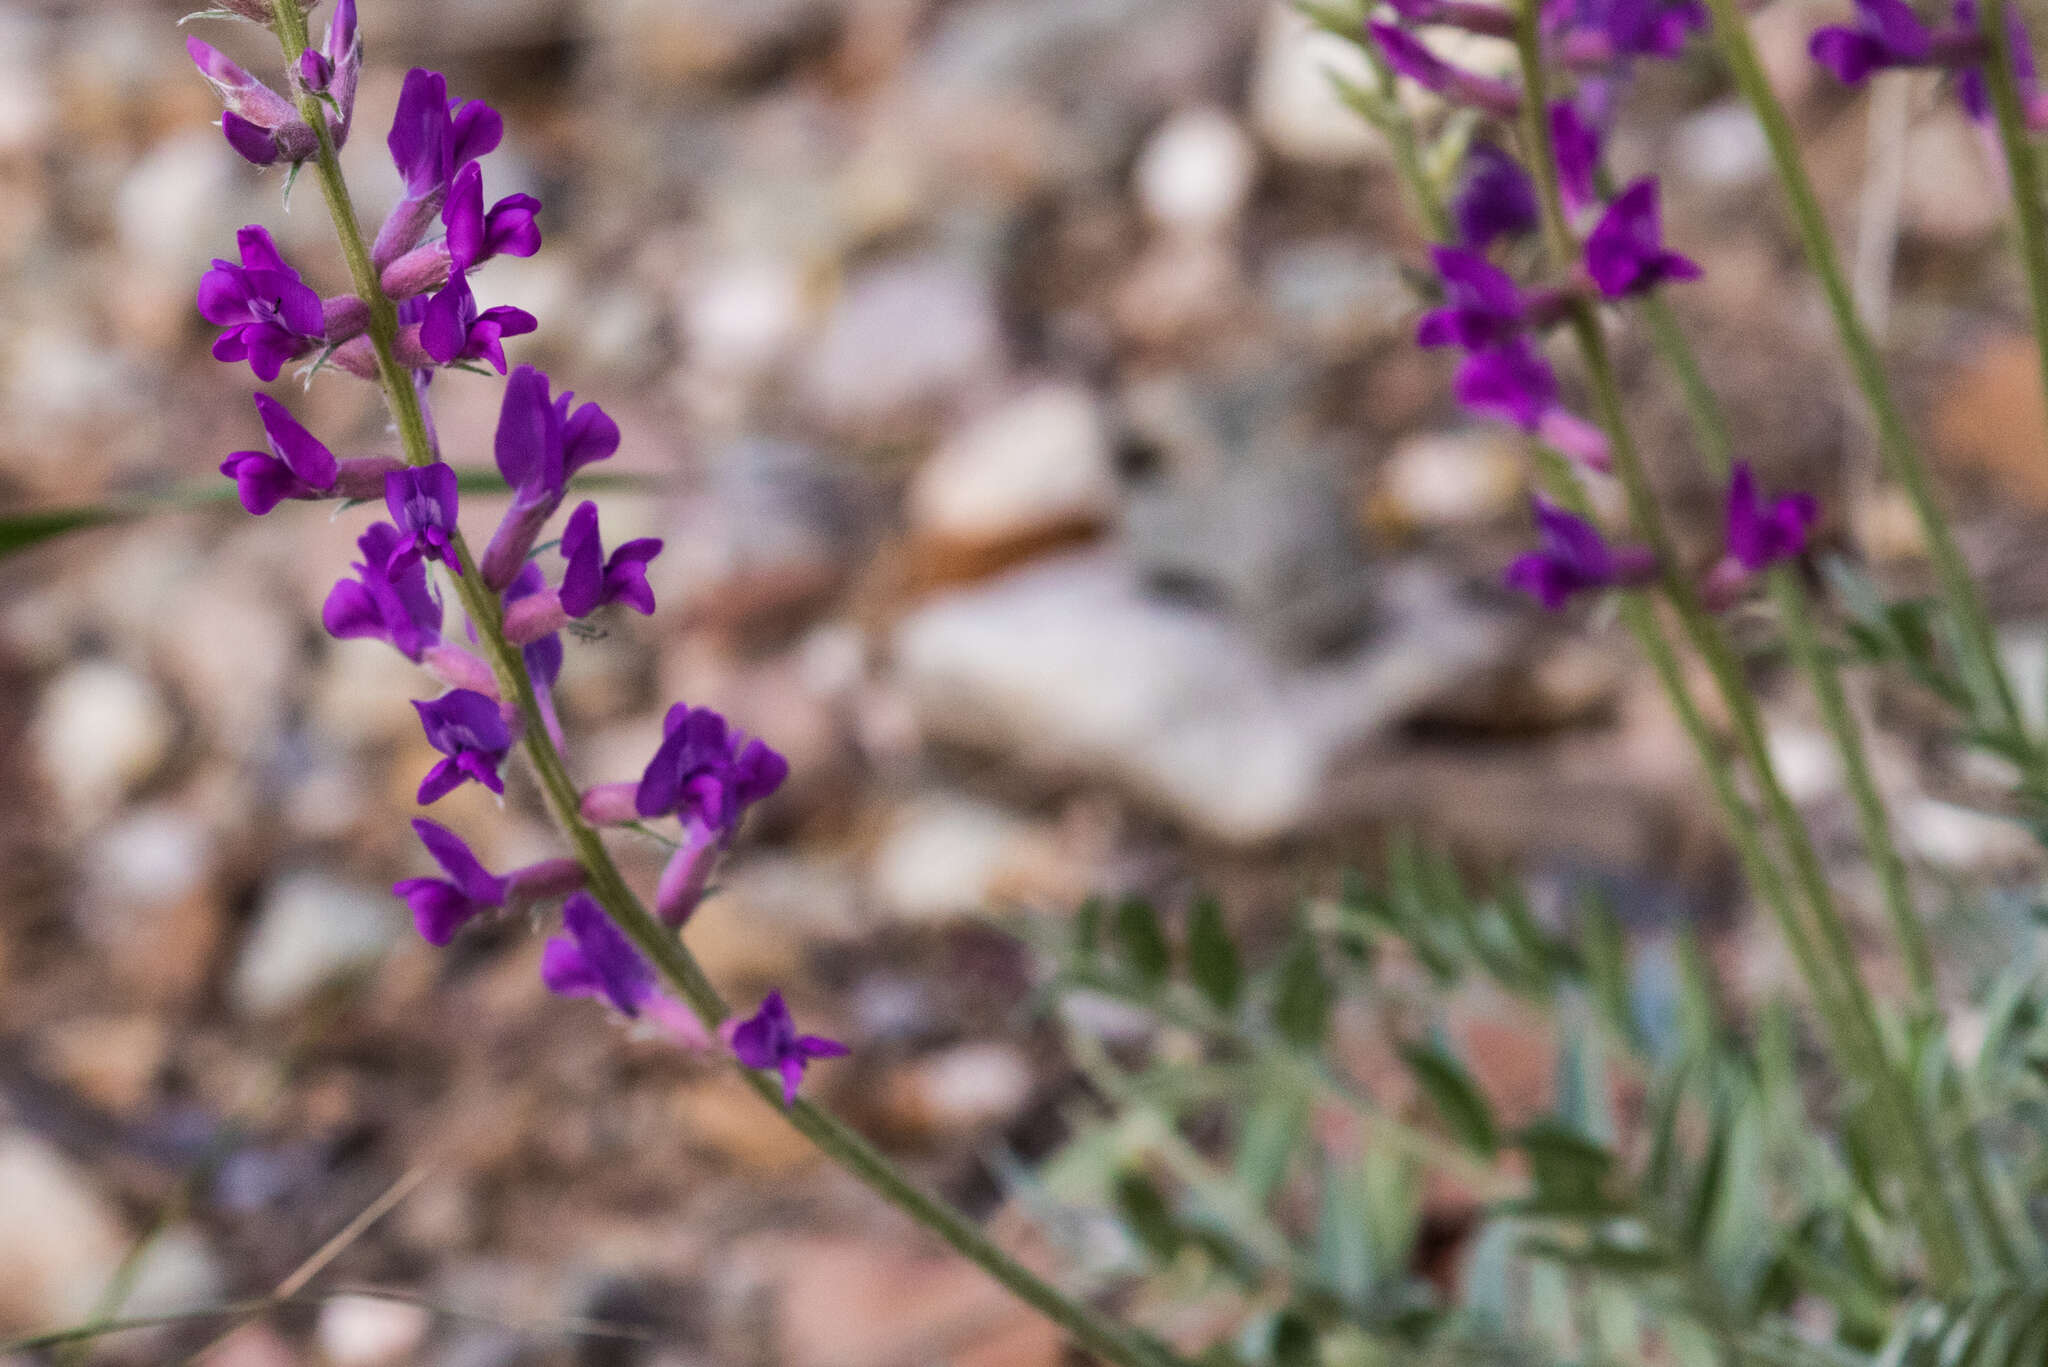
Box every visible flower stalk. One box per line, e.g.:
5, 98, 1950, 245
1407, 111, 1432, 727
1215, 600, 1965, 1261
258, 5, 1186, 1363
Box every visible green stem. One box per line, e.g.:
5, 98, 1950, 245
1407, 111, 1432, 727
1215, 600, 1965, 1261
1977, 0, 2048, 467
1697, 0, 2027, 743
1508, 0, 1969, 1284
266, 8, 1185, 1364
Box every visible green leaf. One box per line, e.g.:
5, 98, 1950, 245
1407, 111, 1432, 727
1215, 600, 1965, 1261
1578, 895, 1638, 1047
1399, 1043, 1498, 1157
1515, 1121, 1617, 1217
1071, 896, 1104, 959
1113, 1169, 1184, 1262
1271, 934, 1333, 1049
1235, 1091, 1306, 1203
1112, 897, 1171, 989
0, 505, 130, 557
1187, 894, 1241, 1012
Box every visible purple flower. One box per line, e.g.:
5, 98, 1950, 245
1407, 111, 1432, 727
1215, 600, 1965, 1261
1809, 0, 1938, 82
305, 0, 362, 148
219, 393, 338, 514
1550, 100, 1603, 218
443, 161, 542, 273
387, 67, 504, 201
1367, 20, 1524, 116
1454, 337, 1559, 429
501, 562, 566, 688
1547, 0, 1705, 62
724, 991, 848, 1106
384, 463, 463, 575
393, 817, 585, 945
1451, 143, 1538, 248
479, 366, 622, 588
542, 893, 657, 1017
1387, 0, 1519, 36
1954, 0, 2048, 124
1453, 340, 1613, 469
1725, 461, 1819, 571
196, 226, 325, 381
186, 36, 317, 165
418, 271, 536, 373
558, 501, 662, 618
1417, 246, 1529, 351
636, 704, 789, 925
373, 68, 505, 268
412, 688, 513, 803
1505, 497, 1657, 609
1584, 178, 1700, 298
322, 523, 443, 661
393, 817, 510, 944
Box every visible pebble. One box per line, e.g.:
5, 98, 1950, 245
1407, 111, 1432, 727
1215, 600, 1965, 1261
1133, 105, 1258, 236
870, 795, 1083, 920
1670, 102, 1771, 191
883, 1042, 1035, 1137
1375, 430, 1524, 530
33, 659, 176, 828
1900, 798, 2039, 872
231, 872, 406, 1018
906, 383, 1117, 550
803, 255, 1004, 432
315, 1294, 434, 1367
894, 552, 1506, 842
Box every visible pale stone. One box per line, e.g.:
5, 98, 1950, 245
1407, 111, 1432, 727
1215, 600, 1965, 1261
1134, 105, 1258, 235
232, 873, 405, 1017
33, 659, 175, 825
315, 1294, 432, 1367
907, 384, 1116, 544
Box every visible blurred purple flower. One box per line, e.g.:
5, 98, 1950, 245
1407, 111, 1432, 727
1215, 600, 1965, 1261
1417, 246, 1530, 350
412, 688, 512, 804
1387, 0, 1518, 35
1809, 0, 1938, 82
1367, 20, 1523, 116
1505, 497, 1657, 609
1550, 100, 1603, 217
1584, 178, 1700, 297
196, 226, 325, 381
1547, 0, 1705, 62
394, 817, 585, 945
1953, 0, 2048, 124
1451, 142, 1539, 248
558, 501, 662, 618
384, 462, 463, 575
1454, 339, 1613, 469
1725, 461, 1820, 571
724, 990, 848, 1106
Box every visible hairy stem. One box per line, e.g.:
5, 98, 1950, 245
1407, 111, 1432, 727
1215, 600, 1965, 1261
266, 7, 1186, 1363
1697, 0, 2027, 744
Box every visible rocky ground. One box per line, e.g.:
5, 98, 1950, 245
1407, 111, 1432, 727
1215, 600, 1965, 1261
4, 0, 2048, 1363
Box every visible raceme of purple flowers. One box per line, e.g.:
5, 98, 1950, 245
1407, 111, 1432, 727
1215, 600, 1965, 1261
195, 37, 838, 1100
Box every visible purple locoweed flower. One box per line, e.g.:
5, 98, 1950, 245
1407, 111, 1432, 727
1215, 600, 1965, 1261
187, 36, 317, 166
1454, 339, 1613, 470
1584, 178, 1700, 298
634, 704, 789, 925
1386, 0, 1519, 36
412, 688, 513, 803
219, 393, 338, 514
1550, 100, 1603, 218
542, 892, 656, 1016
1725, 461, 1819, 571
196, 226, 325, 381
384, 463, 464, 575
1504, 496, 1658, 609
418, 271, 536, 374
723, 990, 849, 1106
1366, 20, 1524, 117
478, 366, 622, 589
322, 523, 444, 661
1546, 0, 1706, 63
393, 817, 584, 944
1808, 0, 1943, 82
1953, 0, 2048, 124
373, 68, 504, 268
301, 0, 361, 146
443, 162, 542, 273
1451, 142, 1539, 248
1417, 246, 1534, 351
558, 502, 662, 618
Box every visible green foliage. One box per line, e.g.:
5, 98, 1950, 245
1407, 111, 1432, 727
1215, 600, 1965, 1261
1012, 833, 2048, 1367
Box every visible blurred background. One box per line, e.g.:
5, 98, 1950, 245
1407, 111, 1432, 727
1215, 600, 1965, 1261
4, 0, 2048, 1361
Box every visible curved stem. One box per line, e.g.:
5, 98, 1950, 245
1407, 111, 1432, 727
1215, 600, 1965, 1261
1697, 0, 2026, 744
265, 8, 1186, 1364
